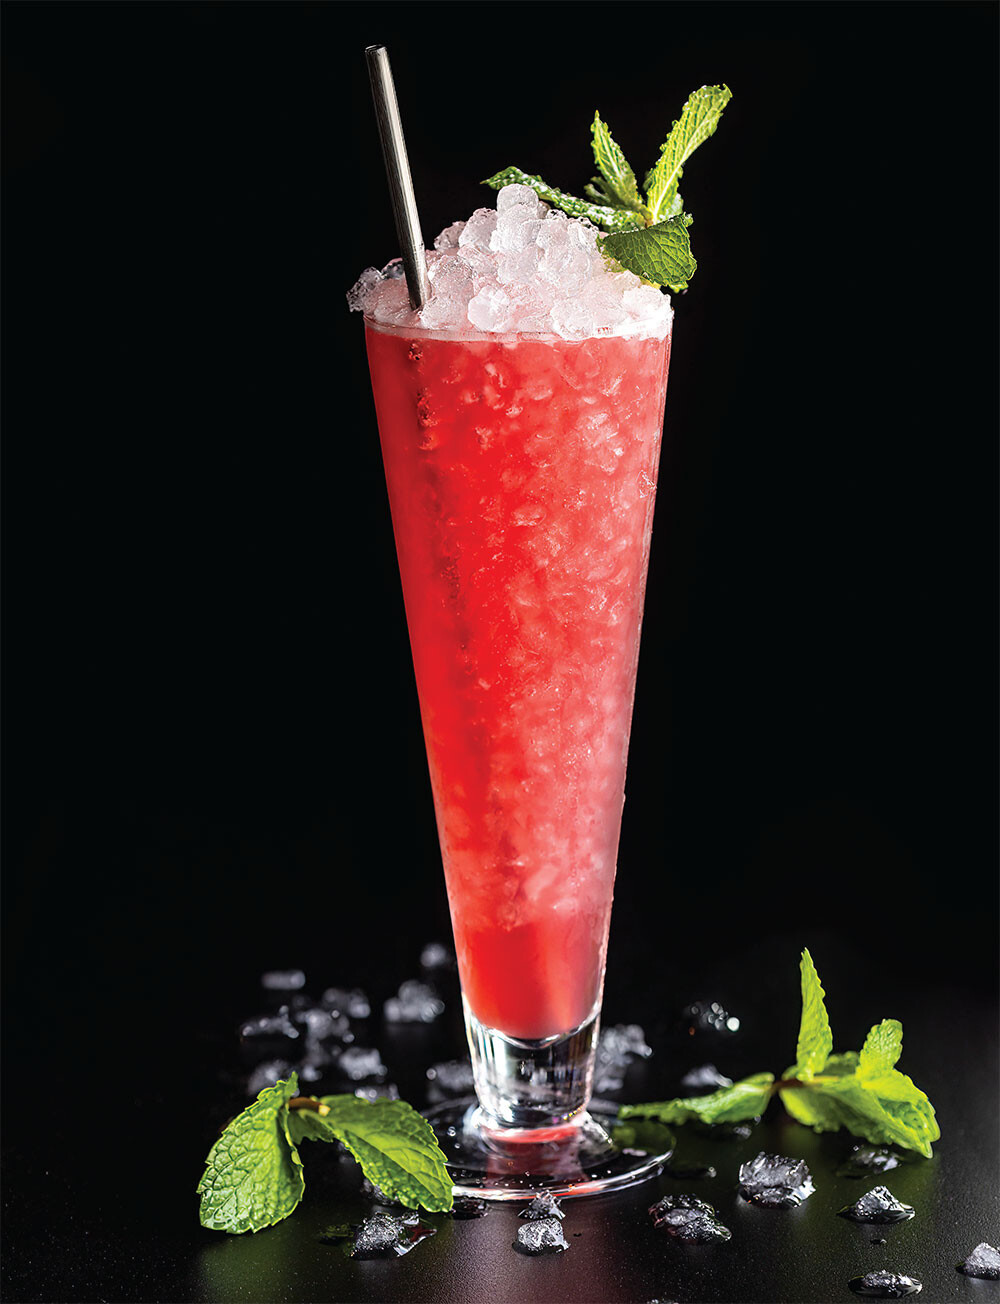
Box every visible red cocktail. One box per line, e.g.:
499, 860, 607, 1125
367, 315, 670, 1060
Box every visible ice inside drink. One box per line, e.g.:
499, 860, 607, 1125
351, 185, 672, 1125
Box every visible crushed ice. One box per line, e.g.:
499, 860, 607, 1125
348, 184, 671, 340
958, 1242, 1000, 1279
838, 1186, 915, 1224
648, 1194, 732, 1244
738, 1152, 815, 1208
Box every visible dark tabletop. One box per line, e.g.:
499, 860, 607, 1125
3, 926, 998, 1304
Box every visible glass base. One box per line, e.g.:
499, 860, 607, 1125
425, 1098, 673, 1201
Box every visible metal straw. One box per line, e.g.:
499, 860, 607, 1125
365, 45, 430, 311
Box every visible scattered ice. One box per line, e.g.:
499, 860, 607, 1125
354, 1083, 400, 1102
682, 1000, 741, 1035
246, 1059, 293, 1096
240, 1006, 299, 1042
958, 1243, 1000, 1279
450, 1196, 489, 1220
680, 1064, 734, 1093
520, 1192, 565, 1221
261, 969, 306, 991
848, 1270, 922, 1298
383, 979, 444, 1024
297, 1046, 334, 1083
347, 184, 671, 340
351, 1210, 435, 1259
513, 1217, 569, 1255
426, 1059, 475, 1093
837, 1145, 904, 1178
838, 1186, 915, 1224
321, 987, 371, 1019
337, 1046, 388, 1081
648, 1195, 732, 1244
593, 1023, 652, 1092
872, 1236, 888, 1246
419, 941, 454, 971
738, 1152, 815, 1208
294, 1006, 350, 1045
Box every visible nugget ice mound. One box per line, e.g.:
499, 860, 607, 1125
347, 184, 672, 339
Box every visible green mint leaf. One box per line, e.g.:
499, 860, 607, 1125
779, 1084, 847, 1133
598, 216, 696, 291
794, 948, 834, 1079
482, 167, 644, 231
290, 1095, 453, 1213
644, 84, 732, 223
619, 1072, 774, 1125
819, 1070, 940, 1158
858, 1019, 904, 1077
779, 1050, 860, 1132
590, 112, 647, 215
197, 1074, 305, 1234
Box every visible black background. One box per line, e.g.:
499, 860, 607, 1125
2, 3, 997, 1302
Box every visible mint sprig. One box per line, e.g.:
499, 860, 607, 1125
197, 1074, 305, 1234
483, 86, 731, 291
620, 950, 941, 1159
198, 1075, 453, 1234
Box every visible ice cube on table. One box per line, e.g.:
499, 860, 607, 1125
419, 941, 453, 971
513, 1217, 569, 1255
240, 1006, 299, 1042
958, 1242, 1000, 1279
425, 1059, 475, 1094
246, 1059, 293, 1096
519, 1192, 564, 1221
383, 979, 444, 1024
838, 1186, 915, 1224
680, 1063, 733, 1092
261, 969, 306, 991
837, 1145, 904, 1178
738, 1152, 815, 1207
354, 1083, 400, 1102
337, 1046, 388, 1081
848, 1270, 922, 1297
648, 1194, 732, 1243
321, 986, 371, 1019
351, 1210, 434, 1259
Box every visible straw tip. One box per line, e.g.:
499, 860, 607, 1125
365, 44, 386, 57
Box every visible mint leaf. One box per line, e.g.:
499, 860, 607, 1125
858, 1019, 904, 1077
197, 1074, 305, 1234
482, 167, 644, 232
794, 948, 834, 1079
598, 216, 696, 291
619, 1072, 774, 1125
779, 1084, 846, 1133
289, 1095, 453, 1213
590, 112, 646, 215
820, 1071, 940, 1159
644, 84, 732, 223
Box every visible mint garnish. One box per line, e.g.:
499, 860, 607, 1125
198, 1076, 452, 1235
484, 85, 731, 291
620, 949, 941, 1159
288, 1094, 453, 1213
197, 1074, 305, 1234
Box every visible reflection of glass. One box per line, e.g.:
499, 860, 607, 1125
365, 313, 672, 1195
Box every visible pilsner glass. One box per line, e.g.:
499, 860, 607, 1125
365, 309, 672, 1196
